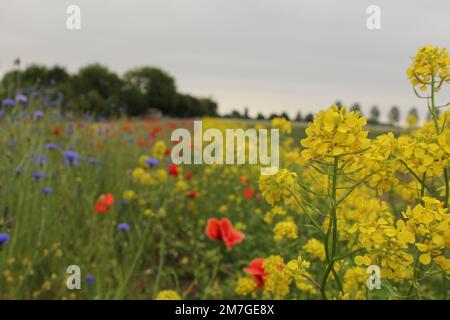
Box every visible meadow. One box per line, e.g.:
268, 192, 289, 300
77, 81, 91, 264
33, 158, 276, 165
0, 45, 448, 300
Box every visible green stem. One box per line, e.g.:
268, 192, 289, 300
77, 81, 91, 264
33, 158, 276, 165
320, 156, 341, 300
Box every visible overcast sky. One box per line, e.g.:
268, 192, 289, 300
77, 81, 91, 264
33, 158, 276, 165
0, 0, 449, 120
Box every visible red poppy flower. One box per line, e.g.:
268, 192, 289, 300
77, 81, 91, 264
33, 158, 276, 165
205, 218, 245, 250
95, 193, 114, 214
167, 122, 177, 129
150, 127, 162, 138
168, 164, 179, 176
187, 191, 197, 199
52, 126, 62, 136
244, 258, 268, 289
243, 188, 255, 199
184, 172, 193, 180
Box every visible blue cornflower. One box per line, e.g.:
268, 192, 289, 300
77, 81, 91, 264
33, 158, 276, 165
86, 274, 95, 285
0, 110, 4, 118
15, 94, 28, 104
42, 186, 53, 194
2, 98, 15, 107
117, 223, 130, 232
145, 157, 159, 168
63, 150, 80, 166
0, 233, 10, 245
44, 143, 59, 150
33, 171, 45, 180
33, 154, 47, 166
34, 110, 44, 120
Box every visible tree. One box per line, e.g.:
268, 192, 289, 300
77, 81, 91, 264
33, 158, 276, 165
350, 103, 362, 116
407, 107, 419, 128
369, 106, 380, 124
294, 111, 302, 122
174, 94, 218, 118
70, 64, 123, 116
243, 107, 250, 119
256, 113, 265, 120
304, 113, 314, 122
334, 100, 343, 109
72, 64, 122, 99
123, 67, 177, 116
280, 112, 290, 120
388, 106, 401, 126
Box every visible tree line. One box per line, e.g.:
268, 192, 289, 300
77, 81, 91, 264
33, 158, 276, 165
225, 101, 422, 127
1, 62, 422, 125
0, 62, 218, 118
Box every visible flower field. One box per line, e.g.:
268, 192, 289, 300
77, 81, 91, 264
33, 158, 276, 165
0, 46, 449, 300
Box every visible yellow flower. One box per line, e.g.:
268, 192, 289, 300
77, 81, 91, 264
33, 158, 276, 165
152, 140, 167, 160
273, 219, 298, 241
262, 255, 291, 299
235, 277, 257, 296
301, 105, 369, 160
271, 117, 292, 134
123, 190, 136, 202
263, 206, 286, 224
302, 239, 326, 261
407, 46, 450, 91
155, 290, 181, 300
259, 169, 298, 206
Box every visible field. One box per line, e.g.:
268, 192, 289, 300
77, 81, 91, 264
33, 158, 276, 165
0, 46, 449, 300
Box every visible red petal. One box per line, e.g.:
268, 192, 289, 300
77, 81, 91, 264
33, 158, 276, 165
206, 218, 221, 240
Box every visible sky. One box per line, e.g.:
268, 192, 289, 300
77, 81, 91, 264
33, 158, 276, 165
0, 0, 449, 121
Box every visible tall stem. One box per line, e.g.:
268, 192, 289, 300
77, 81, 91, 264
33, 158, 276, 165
320, 156, 340, 299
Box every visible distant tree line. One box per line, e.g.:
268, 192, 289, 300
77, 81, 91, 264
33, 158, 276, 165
224, 100, 421, 127
0, 63, 218, 118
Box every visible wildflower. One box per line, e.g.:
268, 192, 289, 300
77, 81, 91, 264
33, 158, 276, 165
187, 190, 198, 199
33, 171, 45, 181
117, 223, 130, 232
302, 238, 326, 261
300, 105, 369, 160
271, 117, 292, 134
42, 187, 53, 194
168, 164, 179, 176
33, 154, 47, 166
407, 46, 449, 91
259, 169, 298, 206
34, 110, 44, 120
85, 274, 95, 285
263, 206, 286, 224
273, 219, 298, 241
184, 172, 193, 180
235, 277, 258, 296
152, 140, 167, 160
63, 150, 80, 166
244, 258, 267, 289
286, 256, 310, 276
52, 127, 62, 136
95, 193, 114, 214
15, 94, 28, 104
205, 218, 245, 250
145, 157, 159, 168
123, 190, 136, 202
155, 290, 181, 300
2, 98, 15, 107
262, 255, 291, 299
243, 188, 255, 199
0, 233, 10, 244
44, 143, 59, 150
